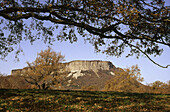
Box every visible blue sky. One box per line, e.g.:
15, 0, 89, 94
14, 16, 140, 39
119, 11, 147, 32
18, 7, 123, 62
0, 0, 170, 84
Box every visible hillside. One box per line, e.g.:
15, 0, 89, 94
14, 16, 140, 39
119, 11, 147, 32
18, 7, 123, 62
62, 69, 116, 90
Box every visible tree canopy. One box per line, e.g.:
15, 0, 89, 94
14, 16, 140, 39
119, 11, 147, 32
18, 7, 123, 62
22, 47, 65, 89
104, 65, 144, 92
0, 0, 169, 68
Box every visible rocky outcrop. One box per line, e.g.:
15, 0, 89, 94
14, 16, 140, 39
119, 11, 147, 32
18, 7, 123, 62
11, 67, 30, 76
65, 60, 115, 71
11, 60, 115, 75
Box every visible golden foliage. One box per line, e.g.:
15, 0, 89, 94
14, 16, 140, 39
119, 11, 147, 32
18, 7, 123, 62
104, 65, 144, 92
22, 47, 65, 90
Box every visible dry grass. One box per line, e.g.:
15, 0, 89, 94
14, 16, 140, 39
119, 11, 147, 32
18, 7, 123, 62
0, 89, 169, 112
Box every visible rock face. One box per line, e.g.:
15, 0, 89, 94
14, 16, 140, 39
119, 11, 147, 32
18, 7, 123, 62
65, 60, 115, 71
11, 60, 115, 75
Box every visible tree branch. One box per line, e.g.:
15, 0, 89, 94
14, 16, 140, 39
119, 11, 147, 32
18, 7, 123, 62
124, 40, 170, 68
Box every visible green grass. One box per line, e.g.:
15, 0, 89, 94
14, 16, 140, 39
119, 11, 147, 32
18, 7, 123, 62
0, 89, 169, 112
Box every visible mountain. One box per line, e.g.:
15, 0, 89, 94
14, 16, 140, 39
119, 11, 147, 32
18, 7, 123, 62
11, 60, 149, 92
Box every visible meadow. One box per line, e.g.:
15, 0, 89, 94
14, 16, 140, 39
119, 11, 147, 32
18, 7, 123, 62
0, 89, 169, 112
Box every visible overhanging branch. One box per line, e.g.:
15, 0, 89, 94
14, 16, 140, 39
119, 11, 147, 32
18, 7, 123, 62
124, 40, 170, 68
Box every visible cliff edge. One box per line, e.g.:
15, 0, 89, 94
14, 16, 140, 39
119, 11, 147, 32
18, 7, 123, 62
11, 60, 116, 75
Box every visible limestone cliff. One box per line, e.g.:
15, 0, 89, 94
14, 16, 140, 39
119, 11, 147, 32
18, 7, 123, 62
65, 60, 115, 71
11, 60, 115, 75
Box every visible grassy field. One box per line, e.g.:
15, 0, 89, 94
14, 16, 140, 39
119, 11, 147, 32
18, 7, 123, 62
0, 89, 169, 112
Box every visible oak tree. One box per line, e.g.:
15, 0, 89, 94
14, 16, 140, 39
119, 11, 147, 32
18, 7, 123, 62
0, 0, 169, 67
22, 47, 65, 90
104, 65, 144, 92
